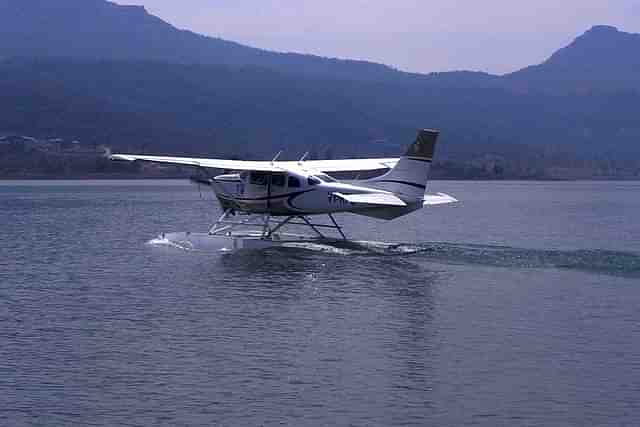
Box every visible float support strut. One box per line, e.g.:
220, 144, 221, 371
300, 216, 325, 238
328, 214, 347, 240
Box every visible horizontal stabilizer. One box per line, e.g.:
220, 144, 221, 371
333, 192, 407, 207
423, 192, 458, 206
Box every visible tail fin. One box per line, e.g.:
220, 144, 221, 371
368, 129, 439, 200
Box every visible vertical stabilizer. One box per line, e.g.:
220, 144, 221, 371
368, 129, 439, 200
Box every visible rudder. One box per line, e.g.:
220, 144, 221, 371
406, 129, 438, 160
367, 129, 439, 200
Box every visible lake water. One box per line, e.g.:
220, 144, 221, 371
1, 180, 639, 426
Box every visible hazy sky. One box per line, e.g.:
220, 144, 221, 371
121, 0, 640, 74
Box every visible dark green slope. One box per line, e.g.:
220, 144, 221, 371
2, 58, 639, 161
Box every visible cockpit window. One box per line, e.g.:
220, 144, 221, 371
288, 176, 301, 188
308, 176, 322, 186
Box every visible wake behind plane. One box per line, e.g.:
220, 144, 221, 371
110, 129, 458, 250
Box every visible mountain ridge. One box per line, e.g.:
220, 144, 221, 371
1, 0, 639, 179
505, 25, 640, 91
0, 0, 402, 82
2, 0, 639, 90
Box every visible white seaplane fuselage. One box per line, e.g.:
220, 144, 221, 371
212, 167, 420, 220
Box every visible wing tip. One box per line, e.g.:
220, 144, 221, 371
423, 192, 459, 206
437, 192, 459, 202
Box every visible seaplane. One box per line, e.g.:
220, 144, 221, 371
110, 129, 458, 251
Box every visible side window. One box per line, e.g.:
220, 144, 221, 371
250, 172, 268, 186
271, 173, 286, 187
288, 176, 301, 188
308, 176, 321, 186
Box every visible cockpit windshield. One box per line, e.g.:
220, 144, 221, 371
308, 176, 321, 186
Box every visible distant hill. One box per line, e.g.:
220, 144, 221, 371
0, 0, 402, 82
1, 58, 639, 159
0, 0, 639, 178
3, 0, 639, 92
506, 25, 640, 92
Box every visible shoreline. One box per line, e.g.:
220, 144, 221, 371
1, 175, 639, 182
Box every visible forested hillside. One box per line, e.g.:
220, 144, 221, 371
1, 0, 639, 178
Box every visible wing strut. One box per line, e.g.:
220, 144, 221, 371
271, 151, 282, 164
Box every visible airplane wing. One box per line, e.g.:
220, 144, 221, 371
109, 154, 283, 172
110, 154, 399, 173
423, 192, 458, 206
333, 192, 407, 207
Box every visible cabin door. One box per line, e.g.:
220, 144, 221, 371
266, 173, 287, 209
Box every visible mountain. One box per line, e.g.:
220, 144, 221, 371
0, 0, 639, 178
506, 25, 640, 91
2, 0, 639, 92
0, 0, 401, 82
2, 58, 639, 164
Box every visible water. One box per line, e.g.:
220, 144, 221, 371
1, 180, 639, 426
